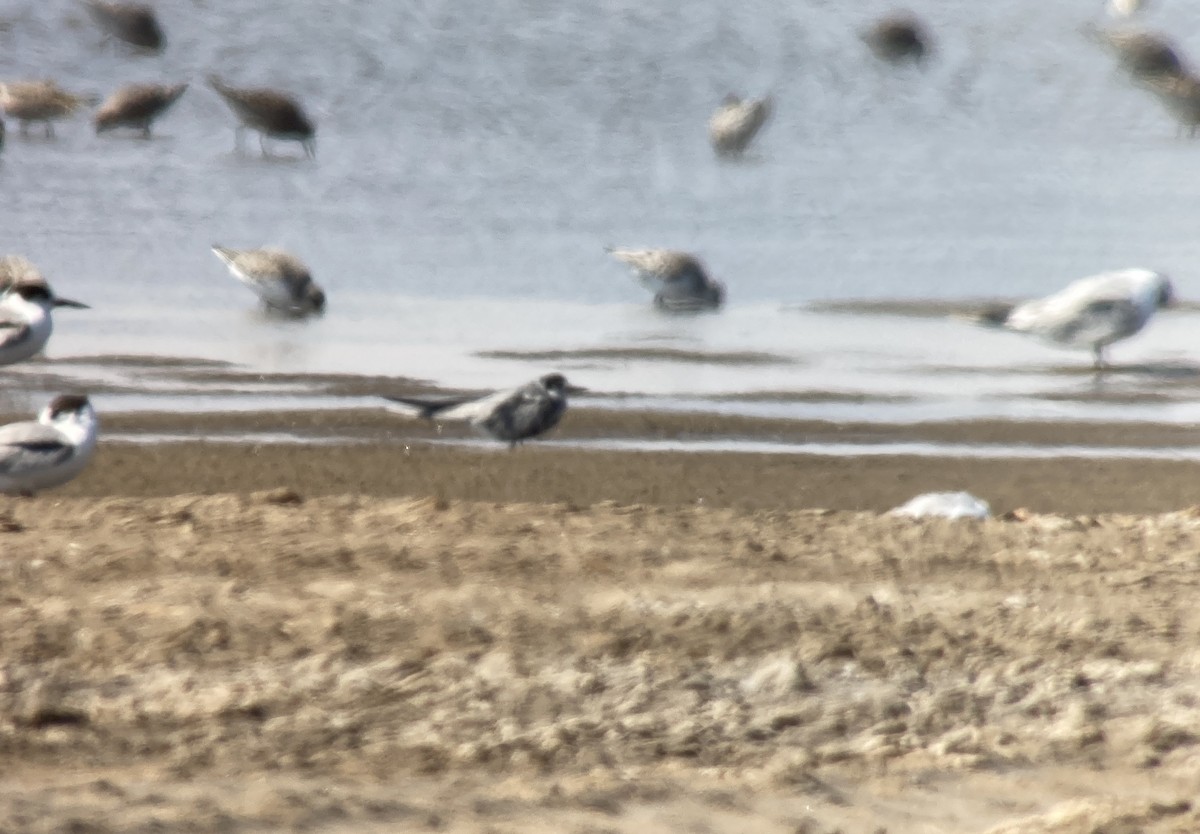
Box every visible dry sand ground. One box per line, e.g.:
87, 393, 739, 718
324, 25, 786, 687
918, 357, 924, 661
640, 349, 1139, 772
6, 476, 1200, 832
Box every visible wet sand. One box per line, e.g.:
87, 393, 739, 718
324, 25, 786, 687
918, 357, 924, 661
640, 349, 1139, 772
4, 495, 1200, 832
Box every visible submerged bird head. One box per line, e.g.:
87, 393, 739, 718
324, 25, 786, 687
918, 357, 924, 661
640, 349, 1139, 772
540, 373, 587, 397
38, 393, 95, 431
7, 282, 89, 310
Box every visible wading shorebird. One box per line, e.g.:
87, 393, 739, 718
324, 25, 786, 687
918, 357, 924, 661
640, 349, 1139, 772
0, 395, 98, 496
862, 13, 932, 65
0, 81, 91, 137
211, 246, 326, 315
81, 0, 165, 51
0, 280, 90, 367
383, 373, 586, 449
1088, 28, 1185, 81
708, 94, 773, 157
207, 76, 316, 158
972, 268, 1174, 370
605, 248, 725, 311
95, 83, 187, 137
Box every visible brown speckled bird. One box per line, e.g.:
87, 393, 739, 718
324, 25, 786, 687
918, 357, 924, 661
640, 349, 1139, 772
0, 81, 90, 137
95, 83, 187, 137
207, 76, 316, 158
82, 0, 165, 51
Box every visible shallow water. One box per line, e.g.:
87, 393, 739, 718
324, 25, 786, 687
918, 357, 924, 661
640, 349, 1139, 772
5, 0, 1200, 441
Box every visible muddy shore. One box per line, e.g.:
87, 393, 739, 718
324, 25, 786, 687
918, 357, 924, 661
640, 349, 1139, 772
4, 495, 1200, 832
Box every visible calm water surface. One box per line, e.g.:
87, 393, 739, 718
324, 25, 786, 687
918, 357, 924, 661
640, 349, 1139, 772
5, 0, 1200, 432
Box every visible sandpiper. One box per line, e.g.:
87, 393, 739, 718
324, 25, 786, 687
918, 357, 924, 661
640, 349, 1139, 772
81, 1, 164, 51
1089, 28, 1184, 81
211, 246, 326, 315
0, 395, 98, 496
0, 81, 90, 138
606, 248, 726, 311
708, 94, 773, 156
207, 76, 316, 158
383, 373, 586, 449
972, 268, 1174, 369
862, 13, 932, 65
0, 281, 90, 368
95, 83, 187, 137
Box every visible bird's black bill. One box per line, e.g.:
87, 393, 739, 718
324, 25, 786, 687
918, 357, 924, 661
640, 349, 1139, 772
53, 297, 90, 309
565, 385, 589, 395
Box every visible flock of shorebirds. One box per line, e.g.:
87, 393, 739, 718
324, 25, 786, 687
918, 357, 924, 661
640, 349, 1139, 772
0, 0, 1188, 495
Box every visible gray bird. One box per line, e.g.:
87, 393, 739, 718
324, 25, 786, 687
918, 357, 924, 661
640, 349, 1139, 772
81, 1, 165, 51
207, 76, 316, 158
0, 280, 90, 368
973, 268, 1174, 369
95, 83, 187, 138
383, 373, 586, 449
606, 248, 725, 311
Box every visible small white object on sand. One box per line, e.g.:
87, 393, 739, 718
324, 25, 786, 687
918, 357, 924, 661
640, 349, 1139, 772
890, 492, 991, 520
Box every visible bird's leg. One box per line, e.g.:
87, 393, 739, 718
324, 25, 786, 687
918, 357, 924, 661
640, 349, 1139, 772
141, 125, 152, 140
259, 134, 270, 157
44, 121, 54, 139
1092, 345, 1107, 370
235, 125, 246, 154
19, 120, 28, 137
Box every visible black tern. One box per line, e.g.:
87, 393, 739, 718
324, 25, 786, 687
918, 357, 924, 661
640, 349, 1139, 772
973, 268, 1174, 369
383, 373, 586, 449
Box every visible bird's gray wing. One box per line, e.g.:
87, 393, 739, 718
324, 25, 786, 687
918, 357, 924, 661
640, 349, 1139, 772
1049, 297, 1144, 345
0, 313, 31, 352
482, 386, 564, 441
0, 421, 73, 476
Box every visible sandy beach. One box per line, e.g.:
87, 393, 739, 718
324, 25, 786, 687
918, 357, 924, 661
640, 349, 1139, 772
5, 427, 1200, 831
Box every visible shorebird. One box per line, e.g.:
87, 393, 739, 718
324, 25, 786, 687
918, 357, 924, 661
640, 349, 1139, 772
383, 373, 585, 449
708, 94, 772, 156
605, 248, 725, 311
0, 395, 98, 496
207, 76, 315, 158
0, 280, 90, 367
862, 13, 932, 65
95, 83, 187, 137
973, 268, 1174, 369
1141, 72, 1200, 136
211, 246, 325, 315
1088, 28, 1185, 81
0, 81, 91, 137
81, 1, 164, 51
